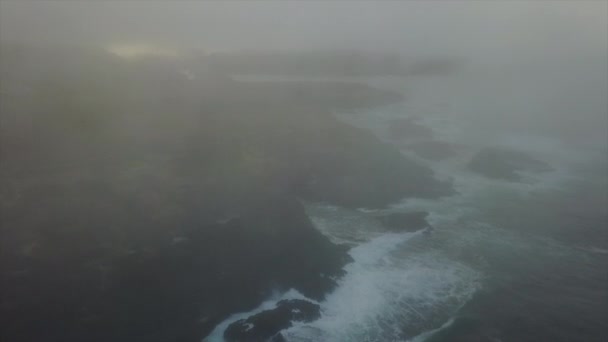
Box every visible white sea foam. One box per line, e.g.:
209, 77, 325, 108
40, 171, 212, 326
204, 214, 480, 342
205, 76, 602, 341
407, 318, 455, 342
203, 289, 312, 342
304, 203, 387, 245
280, 229, 479, 342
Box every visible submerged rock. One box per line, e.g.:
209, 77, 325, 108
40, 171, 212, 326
376, 211, 430, 232
468, 147, 552, 181
224, 299, 320, 342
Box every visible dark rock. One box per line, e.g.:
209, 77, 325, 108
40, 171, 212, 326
224, 299, 320, 342
407, 141, 456, 160
294, 122, 453, 209
0, 186, 349, 342
468, 147, 552, 181
377, 211, 430, 232
0, 45, 448, 342
269, 333, 287, 342
387, 117, 433, 141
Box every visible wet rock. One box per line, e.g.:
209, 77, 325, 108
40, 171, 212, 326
376, 211, 430, 232
224, 299, 320, 342
295, 123, 453, 209
0, 44, 448, 342
269, 333, 287, 342
0, 186, 349, 342
468, 147, 552, 181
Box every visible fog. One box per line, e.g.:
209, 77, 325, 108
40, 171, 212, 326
1, 1, 605, 56
2, 1, 607, 144
1, 2, 607, 342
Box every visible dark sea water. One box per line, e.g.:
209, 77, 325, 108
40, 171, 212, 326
208, 71, 607, 341
427, 166, 608, 342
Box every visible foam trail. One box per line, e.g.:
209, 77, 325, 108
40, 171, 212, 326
203, 289, 312, 342
282, 230, 479, 342
407, 318, 455, 342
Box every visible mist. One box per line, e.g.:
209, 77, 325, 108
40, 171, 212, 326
1, 1, 607, 342
1, 1, 605, 55
2, 1, 606, 145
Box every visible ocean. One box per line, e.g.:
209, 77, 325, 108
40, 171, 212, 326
209, 66, 607, 341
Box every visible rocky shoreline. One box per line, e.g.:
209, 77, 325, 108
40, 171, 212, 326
0, 45, 452, 342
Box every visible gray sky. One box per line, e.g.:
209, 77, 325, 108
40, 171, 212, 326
0, 1, 606, 147
1, 0, 606, 60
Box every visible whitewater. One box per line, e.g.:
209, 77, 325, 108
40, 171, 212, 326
206, 70, 607, 342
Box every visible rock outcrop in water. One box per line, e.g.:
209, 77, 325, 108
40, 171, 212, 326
290, 123, 453, 208
377, 211, 430, 232
224, 299, 321, 342
0, 44, 451, 342
468, 147, 552, 181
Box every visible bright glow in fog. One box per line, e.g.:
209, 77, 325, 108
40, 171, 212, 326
106, 44, 180, 59
1, 2, 606, 342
